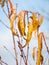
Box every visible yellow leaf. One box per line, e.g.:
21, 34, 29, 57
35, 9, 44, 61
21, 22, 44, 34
32, 47, 37, 60
18, 10, 28, 36
37, 32, 44, 65
22, 12, 44, 48
8, 0, 17, 35
22, 22, 33, 48
10, 15, 16, 31
30, 12, 44, 36
22, 12, 39, 48
30, 12, 39, 31
9, 10, 17, 34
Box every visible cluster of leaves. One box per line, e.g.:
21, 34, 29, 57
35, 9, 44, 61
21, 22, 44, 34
0, 0, 49, 65
22, 12, 44, 48
6, 0, 44, 49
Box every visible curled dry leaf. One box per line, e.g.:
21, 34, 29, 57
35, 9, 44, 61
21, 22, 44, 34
7, 0, 18, 35
10, 14, 17, 35
37, 32, 49, 65
22, 21, 33, 48
18, 10, 28, 36
22, 12, 44, 48
30, 12, 44, 32
32, 47, 37, 60
36, 32, 43, 65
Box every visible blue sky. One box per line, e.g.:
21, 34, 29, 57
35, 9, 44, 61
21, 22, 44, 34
0, 0, 49, 65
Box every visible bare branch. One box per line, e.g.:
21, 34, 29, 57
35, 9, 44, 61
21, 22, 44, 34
12, 34, 18, 65
18, 41, 28, 65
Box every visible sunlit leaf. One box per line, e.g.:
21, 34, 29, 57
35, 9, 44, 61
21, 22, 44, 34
22, 12, 39, 48
22, 22, 33, 48
10, 14, 17, 34
30, 12, 39, 31
18, 10, 28, 36
22, 12, 40, 48
9, 7, 17, 35
36, 32, 44, 65
31, 12, 44, 36
8, 0, 17, 35
37, 32, 49, 65
32, 47, 37, 60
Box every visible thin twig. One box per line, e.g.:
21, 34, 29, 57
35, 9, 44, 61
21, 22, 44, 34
6, 0, 9, 14
1, 60, 8, 65
0, 56, 8, 65
12, 34, 18, 65
27, 44, 29, 60
42, 33, 49, 53
26, 12, 29, 61
18, 41, 28, 65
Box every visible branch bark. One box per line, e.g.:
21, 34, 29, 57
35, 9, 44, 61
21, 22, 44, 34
18, 41, 28, 65
12, 34, 18, 65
